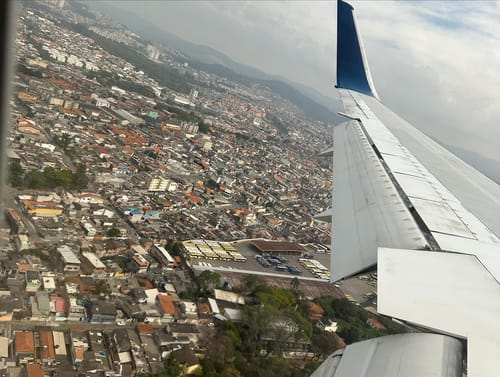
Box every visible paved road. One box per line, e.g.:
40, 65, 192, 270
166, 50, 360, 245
340, 276, 377, 304
192, 263, 328, 282
0, 320, 162, 332
4, 186, 43, 243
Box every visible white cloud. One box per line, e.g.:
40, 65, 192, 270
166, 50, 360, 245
202, 1, 500, 160
352, 1, 500, 160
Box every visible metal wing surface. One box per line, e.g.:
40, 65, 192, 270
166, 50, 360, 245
333, 1, 500, 375
331, 118, 427, 281
333, 0, 500, 280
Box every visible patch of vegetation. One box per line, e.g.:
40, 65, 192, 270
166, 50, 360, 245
195, 275, 318, 376
22, 248, 49, 262
141, 275, 407, 376
94, 280, 111, 295
156, 101, 201, 124
314, 297, 408, 344
17, 64, 44, 79
8, 161, 24, 187
197, 121, 210, 134
136, 354, 180, 377
9, 163, 88, 191
52, 133, 72, 151
195, 270, 221, 298
86, 70, 156, 98
266, 113, 289, 135
106, 227, 121, 238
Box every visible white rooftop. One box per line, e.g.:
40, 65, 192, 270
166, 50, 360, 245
57, 245, 80, 265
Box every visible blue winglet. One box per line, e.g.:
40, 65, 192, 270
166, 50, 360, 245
336, 0, 379, 99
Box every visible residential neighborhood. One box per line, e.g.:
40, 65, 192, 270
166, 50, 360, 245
0, 2, 398, 377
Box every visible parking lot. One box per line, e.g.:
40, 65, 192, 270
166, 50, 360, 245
184, 240, 381, 304
340, 273, 378, 307
185, 240, 331, 281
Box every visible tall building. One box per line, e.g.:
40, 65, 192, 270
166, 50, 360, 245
146, 45, 160, 61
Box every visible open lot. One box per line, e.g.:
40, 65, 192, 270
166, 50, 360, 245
340, 274, 378, 306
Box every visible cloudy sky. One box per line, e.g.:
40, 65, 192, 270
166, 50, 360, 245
96, 1, 500, 163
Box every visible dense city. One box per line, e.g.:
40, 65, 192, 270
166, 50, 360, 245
0, 1, 402, 377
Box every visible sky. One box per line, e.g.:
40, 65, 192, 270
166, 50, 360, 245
96, 1, 500, 163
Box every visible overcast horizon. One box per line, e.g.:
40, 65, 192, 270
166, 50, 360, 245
91, 0, 500, 166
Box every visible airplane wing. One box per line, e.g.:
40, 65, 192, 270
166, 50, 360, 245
332, 1, 500, 375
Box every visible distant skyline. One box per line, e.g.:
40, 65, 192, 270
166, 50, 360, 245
92, 1, 500, 164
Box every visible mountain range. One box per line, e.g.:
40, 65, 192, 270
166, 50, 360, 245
81, 1, 500, 184
82, 1, 344, 124
442, 143, 500, 185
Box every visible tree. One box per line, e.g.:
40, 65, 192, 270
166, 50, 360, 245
94, 280, 111, 295
337, 321, 364, 344
166, 239, 177, 252
314, 296, 335, 318
72, 164, 88, 190
239, 275, 268, 296
310, 330, 339, 357
290, 277, 300, 291
106, 228, 121, 238
256, 286, 296, 310
196, 270, 220, 297
240, 304, 279, 355
204, 328, 238, 365
24, 170, 47, 188
53, 133, 72, 150
197, 121, 210, 134
163, 354, 181, 377
8, 161, 23, 187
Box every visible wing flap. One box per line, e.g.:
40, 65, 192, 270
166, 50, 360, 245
331, 120, 427, 281
378, 247, 500, 377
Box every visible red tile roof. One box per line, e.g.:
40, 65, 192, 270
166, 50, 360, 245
40, 330, 55, 360
305, 301, 324, 321
367, 317, 386, 330
15, 332, 34, 353
136, 323, 154, 334
137, 277, 153, 289
51, 296, 66, 313
27, 363, 44, 377
157, 294, 178, 315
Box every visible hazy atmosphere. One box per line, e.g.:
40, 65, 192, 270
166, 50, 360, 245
4, 2, 500, 375
92, 0, 500, 169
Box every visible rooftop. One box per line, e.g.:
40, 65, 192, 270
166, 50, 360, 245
39, 330, 55, 360
15, 332, 34, 354
252, 240, 306, 254
57, 245, 81, 265
27, 363, 44, 377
